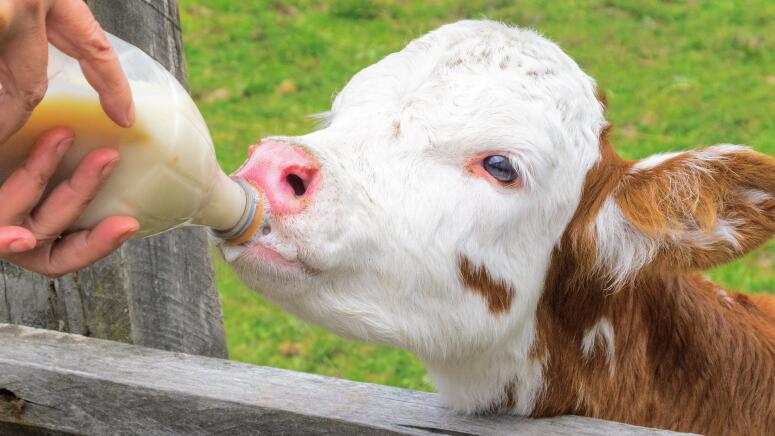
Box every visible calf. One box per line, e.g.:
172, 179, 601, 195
219, 20, 775, 435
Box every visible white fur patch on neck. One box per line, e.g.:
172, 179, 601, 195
512, 355, 546, 415
581, 317, 615, 371
426, 350, 546, 416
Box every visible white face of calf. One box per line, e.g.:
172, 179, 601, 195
221, 20, 606, 411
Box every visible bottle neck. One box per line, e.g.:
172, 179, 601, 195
193, 173, 261, 243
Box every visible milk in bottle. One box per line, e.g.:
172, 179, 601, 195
0, 33, 261, 242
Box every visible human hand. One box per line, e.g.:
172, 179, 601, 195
0, 0, 134, 143
0, 128, 139, 277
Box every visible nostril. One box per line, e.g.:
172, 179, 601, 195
286, 173, 307, 197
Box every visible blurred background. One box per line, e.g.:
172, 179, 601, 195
179, 0, 774, 391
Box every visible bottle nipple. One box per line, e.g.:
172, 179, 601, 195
211, 178, 265, 245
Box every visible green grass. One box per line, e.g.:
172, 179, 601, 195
180, 0, 775, 392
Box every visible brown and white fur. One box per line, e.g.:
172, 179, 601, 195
219, 20, 775, 435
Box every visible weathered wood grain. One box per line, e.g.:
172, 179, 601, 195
0, 0, 227, 358
0, 324, 692, 436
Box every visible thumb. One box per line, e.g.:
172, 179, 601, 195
0, 226, 37, 256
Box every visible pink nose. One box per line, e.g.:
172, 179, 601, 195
234, 140, 320, 216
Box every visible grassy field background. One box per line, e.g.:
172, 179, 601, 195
179, 0, 774, 392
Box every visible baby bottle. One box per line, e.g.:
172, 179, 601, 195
0, 33, 261, 243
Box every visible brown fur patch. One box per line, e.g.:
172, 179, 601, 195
458, 256, 514, 315
529, 125, 775, 434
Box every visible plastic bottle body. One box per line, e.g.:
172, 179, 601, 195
0, 34, 249, 239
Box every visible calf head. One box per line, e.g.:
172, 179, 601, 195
219, 20, 775, 414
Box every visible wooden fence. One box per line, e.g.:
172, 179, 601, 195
0, 324, 690, 435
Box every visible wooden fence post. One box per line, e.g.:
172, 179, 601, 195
0, 0, 227, 358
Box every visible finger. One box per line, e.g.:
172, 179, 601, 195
45, 0, 134, 127
0, 0, 50, 143
0, 128, 73, 225
45, 215, 138, 276
26, 147, 119, 239
0, 226, 36, 256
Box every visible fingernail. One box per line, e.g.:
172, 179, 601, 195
118, 226, 138, 243
125, 100, 136, 127
57, 138, 74, 156
101, 158, 120, 178
9, 238, 35, 253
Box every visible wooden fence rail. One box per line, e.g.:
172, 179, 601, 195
0, 324, 690, 435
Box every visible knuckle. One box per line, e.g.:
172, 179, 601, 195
20, 82, 48, 112
42, 258, 68, 279
84, 20, 113, 60
66, 179, 96, 206
16, 166, 50, 194
81, 192, 96, 206
25, 166, 50, 191
25, 219, 55, 242
20, 0, 44, 13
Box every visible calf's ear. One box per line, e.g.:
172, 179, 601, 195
593, 145, 775, 283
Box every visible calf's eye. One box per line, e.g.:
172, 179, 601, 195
482, 155, 519, 183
